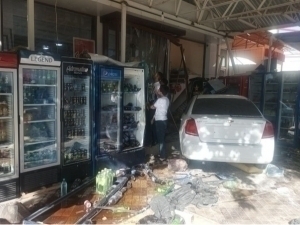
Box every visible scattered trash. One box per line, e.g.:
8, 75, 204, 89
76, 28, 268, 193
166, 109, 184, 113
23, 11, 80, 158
289, 218, 300, 224
138, 215, 167, 224
149, 195, 175, 223
265, 164, 284, 178
97, 206, 137, 213
222, 180, 239, 190
171, 214, 185, 224
83, 200, 92, 213
189, 169, 203, 176
216, 173, 236, 181
168, 159, 188, 172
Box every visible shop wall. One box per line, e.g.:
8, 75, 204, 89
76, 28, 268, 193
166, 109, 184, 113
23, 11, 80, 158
169, 39, 204, 77
228, 47, 265, 75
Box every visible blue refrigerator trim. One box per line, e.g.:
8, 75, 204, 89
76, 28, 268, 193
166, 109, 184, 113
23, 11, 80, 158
94, 64, 124, 158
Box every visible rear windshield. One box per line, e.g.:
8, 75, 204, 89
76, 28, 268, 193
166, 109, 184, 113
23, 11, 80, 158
192, 98, 262, 117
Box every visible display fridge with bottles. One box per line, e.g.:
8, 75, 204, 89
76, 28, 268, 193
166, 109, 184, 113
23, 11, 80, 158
0, 52, 19, 202
94, 64, 146, 170
61, 57, 93, 184
18, 50, 61, 192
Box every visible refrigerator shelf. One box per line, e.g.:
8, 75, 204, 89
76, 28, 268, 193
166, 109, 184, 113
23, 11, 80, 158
23, 84, 56, 87
24, 139, 56, 146
0, 93, 12, 96
24, 119, 56, 124
0, 117, 12, 120
24, 103, 56, 106
0, 143, 13, 148
124, 111, 140, 113
124, 91, 140, 94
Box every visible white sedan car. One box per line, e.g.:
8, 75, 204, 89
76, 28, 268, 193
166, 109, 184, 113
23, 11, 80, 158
179, 95, 274, 164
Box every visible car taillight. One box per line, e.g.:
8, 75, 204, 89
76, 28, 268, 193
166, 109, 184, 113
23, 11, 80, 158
185, 118, 198, 136
262, 121, 274, 138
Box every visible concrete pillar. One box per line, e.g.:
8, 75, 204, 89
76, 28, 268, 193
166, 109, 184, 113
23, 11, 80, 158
267, 36, 273, 72
96, 16, 103, 55
225, 38, 236, 75
27, 0, 35, 50
120, 2, 126, 63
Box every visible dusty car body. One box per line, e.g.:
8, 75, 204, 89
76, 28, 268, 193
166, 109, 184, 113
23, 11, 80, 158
179, 95, 274, 164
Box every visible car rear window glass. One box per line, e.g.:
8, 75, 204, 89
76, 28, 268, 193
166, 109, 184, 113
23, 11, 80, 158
192, 98, 262, 116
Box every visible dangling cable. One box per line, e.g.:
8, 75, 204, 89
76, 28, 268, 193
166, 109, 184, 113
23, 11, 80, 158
55, 0, 58, 53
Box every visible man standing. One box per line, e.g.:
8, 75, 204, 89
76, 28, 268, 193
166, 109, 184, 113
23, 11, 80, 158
151, 85, 170, 161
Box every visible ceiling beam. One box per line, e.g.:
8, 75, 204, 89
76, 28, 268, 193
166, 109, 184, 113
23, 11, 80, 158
228, 1, 238, 17
222, 2, 233, 18
258, 0, 266, 10
108, 0, 225, 38
175, 0, 182, 16
238, 18, 257, 29
283, 14, 297, 23
200, 0, 300, 24
245, 0, 262, 15
197, 0, 208, 23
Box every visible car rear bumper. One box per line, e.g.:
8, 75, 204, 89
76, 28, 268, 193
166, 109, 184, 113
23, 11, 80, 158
180, 135, 274, 164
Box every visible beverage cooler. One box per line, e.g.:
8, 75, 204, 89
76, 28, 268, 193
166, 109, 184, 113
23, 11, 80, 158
61, 57, 93, 184
0, 52, 19, 202
19, 50, 61, 192
248, 71, 300, 147
94, 65, 146, 169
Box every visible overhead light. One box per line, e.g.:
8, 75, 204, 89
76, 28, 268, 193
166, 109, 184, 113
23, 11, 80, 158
56, 43, 63, 47
43, 45, 49, 50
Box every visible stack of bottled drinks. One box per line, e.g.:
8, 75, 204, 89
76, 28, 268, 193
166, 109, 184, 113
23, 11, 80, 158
96, 168, 114, 195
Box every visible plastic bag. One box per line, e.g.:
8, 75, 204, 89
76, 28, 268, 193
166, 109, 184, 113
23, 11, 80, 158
265, 164, 284, 178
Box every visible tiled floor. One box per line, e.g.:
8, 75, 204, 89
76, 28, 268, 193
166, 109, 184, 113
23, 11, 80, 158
12, 143, 300, 225
41, 175, 158, 224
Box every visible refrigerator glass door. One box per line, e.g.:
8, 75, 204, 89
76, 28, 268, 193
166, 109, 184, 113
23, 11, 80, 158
19, 66, 60, 173
123, 68, 145, 151
62, 64, 91, 165
248, 74, 263, 110
0, 69, 18, 181
263, 73, 280, 127
98, 67, 122, 153
278, 72, 299, 144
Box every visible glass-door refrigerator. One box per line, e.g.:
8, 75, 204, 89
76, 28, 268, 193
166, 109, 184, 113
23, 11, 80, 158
278, 72, 300, 146
61, 57, 93, 184
96, 66, 123, 154
0, 52, 19, 202
19, 50, 61, 192
94, 65, 146, 170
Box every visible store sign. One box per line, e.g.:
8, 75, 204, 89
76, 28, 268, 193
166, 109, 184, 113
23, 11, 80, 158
63, 62, 91, 76
20, 54, 60, 66
101, 69, 121, 80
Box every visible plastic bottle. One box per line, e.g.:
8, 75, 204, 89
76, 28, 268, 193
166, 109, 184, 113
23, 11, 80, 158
61, 178, 67, 197
96, 171, 101, 193
107, 190, 123, 205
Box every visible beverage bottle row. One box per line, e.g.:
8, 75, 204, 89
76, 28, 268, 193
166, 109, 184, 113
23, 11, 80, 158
24, 87, 53, 104
64, 83, 86, 92
64, 96, 87, 105
67, 128, 85, 138
23, 69, 56, 85
64, 148, 88, 161
64, 118, 86, 126
96, 168, 114, 195
101, 81, 119, 93
64, 109, 85, 118
0, 121, 7, 142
